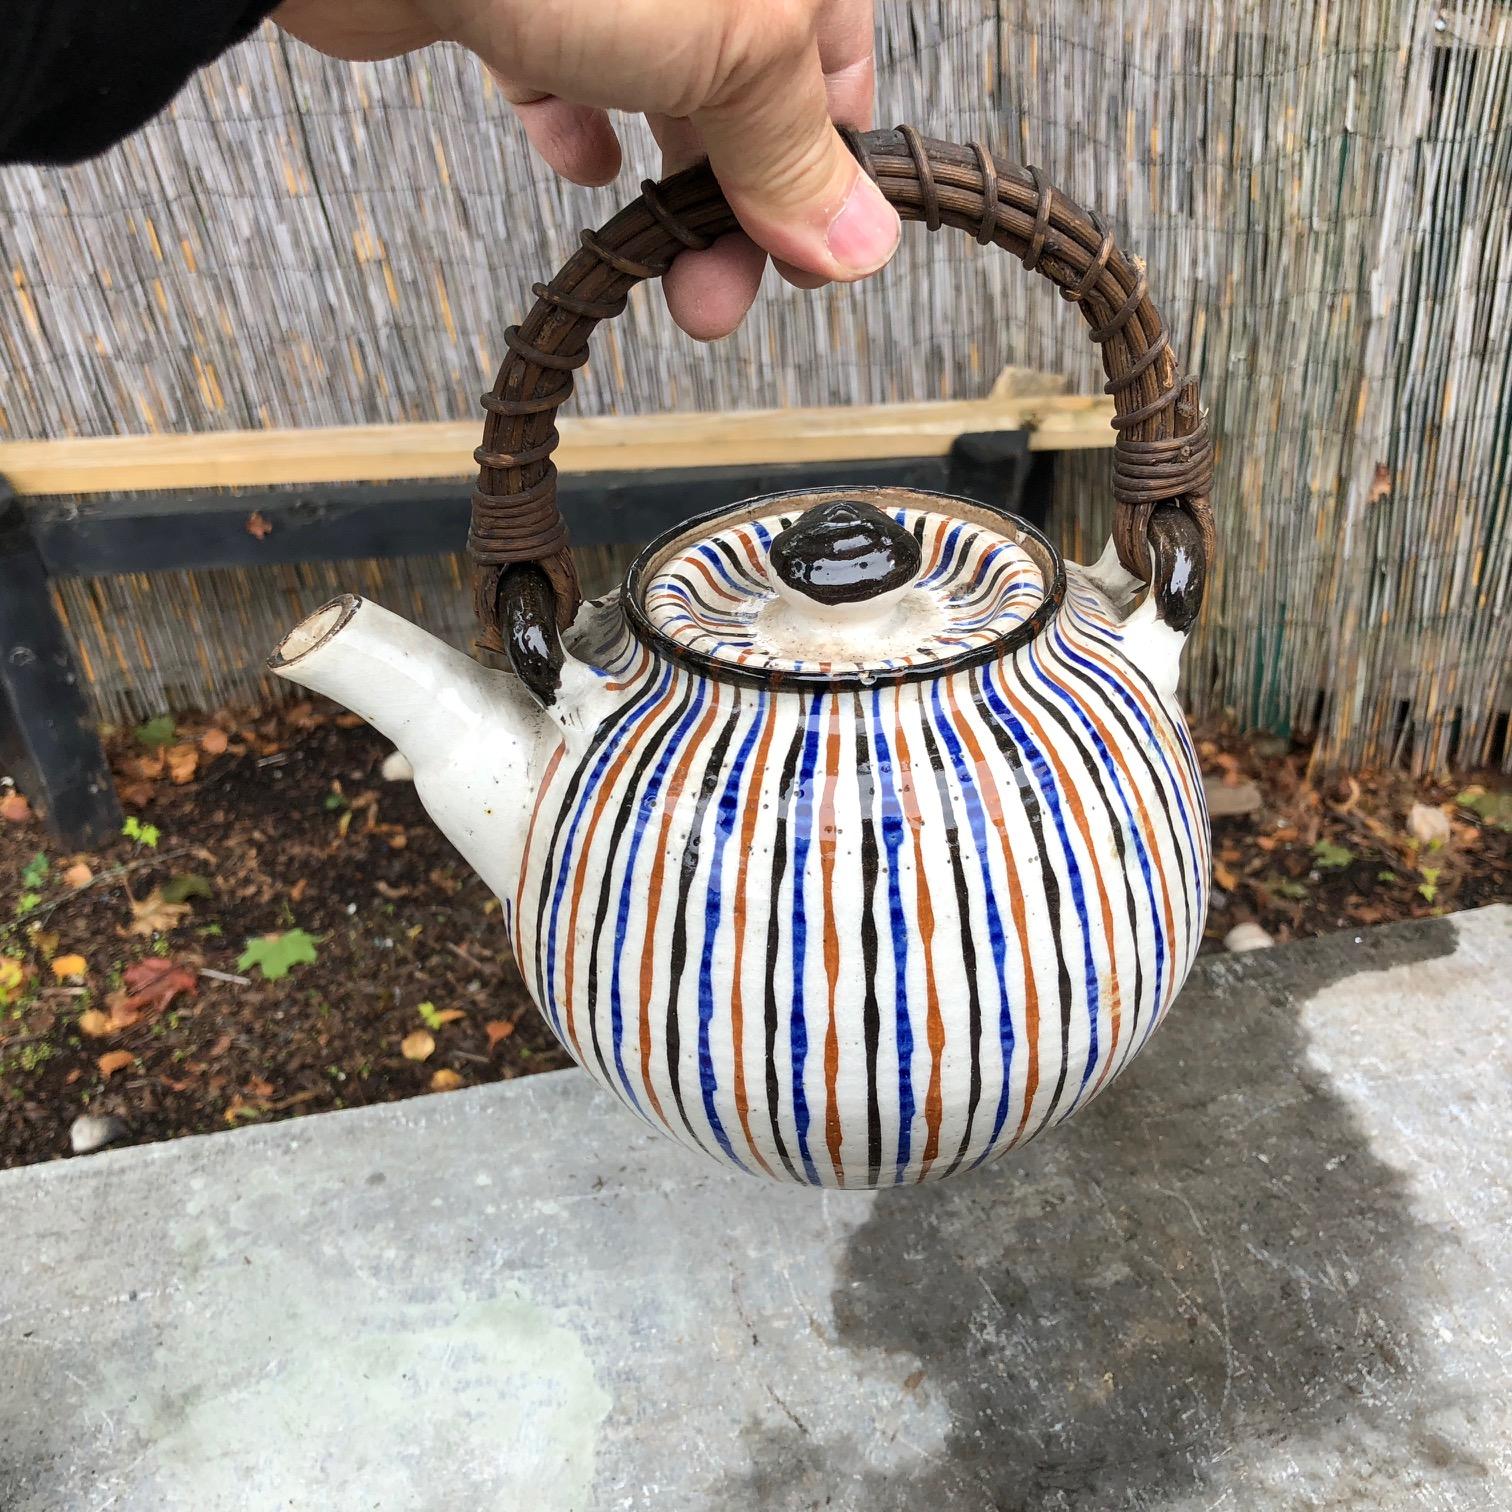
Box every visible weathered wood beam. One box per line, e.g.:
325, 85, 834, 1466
0, 393, 1114, 497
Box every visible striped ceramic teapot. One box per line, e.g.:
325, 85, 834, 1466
271, 129, 1215, 1188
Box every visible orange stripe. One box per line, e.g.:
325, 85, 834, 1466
892, 693, 945, 1178
512, 743, 565, 977
993, 672, 1123, 1093
736, 526, 768, 579
686, 554, 747, 603
729, 698, 779, 1177
637, 691, 723, 1127
560, 678, 681, 1058
819, 698, 845, 1185
606, 642, 652, 691
1056, 680, 1179, 1090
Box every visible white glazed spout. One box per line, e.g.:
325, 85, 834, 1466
268, 595, 549, 895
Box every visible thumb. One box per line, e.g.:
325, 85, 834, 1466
692, 41, 899, 282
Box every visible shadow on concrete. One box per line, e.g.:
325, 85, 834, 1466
726, 918, 1488, 1509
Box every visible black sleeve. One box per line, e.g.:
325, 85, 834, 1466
0, 0, 280, 165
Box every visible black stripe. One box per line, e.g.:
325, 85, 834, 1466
710, 534, 771, 591
915, 701, 984, 1177
967, 664, 1077, 1136
581, 676, 700, 1090
762, 708, 810, 1183
530, 663, 663, 1017
1017, 647, 1148, 1054
852, 691, 883, 1185
662, 692, 744, 1151
1041, 623, 1195, 948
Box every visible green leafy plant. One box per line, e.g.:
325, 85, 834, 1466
1376, 870, 1398, 884
134, 715, 176, 750
1456, 787, 1512, 832
13, 892, 42, 918
19, 853, 48, 890
1310, 838, 1354, 870
1272, 878, 1310, 901
323, 792, 348, 812
237, 929, 320, 982
418, 1000, 444, 1031
160, 874, 213, 904
1417, 867, 1441, 904
121, 816, 161, 849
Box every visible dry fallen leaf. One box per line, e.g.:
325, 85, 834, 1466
104, 958, 198, 1031
166, 743, 200, 784
1367, 462, 1392, 505
0, 792, 32, 823
97, 1049, 135, 1079
126, 888, 193, 937
123, 751, 166, 782
1213, 861, 1239, 892
78, 1009, 112, 1037
62, 861, 93, 889
289, 878, 309, 904
51, 954, 88, 980
200, 728, 229, 756
484, 1019, 516, 1049
429, 1068, 464, 1092
432, 1008, 466, 1026
245, 510, 273, 539
401, 1029, 435, 1062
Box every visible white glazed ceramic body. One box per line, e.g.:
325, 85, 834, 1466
273, 505, 1209, 1189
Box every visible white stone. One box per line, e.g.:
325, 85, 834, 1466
380, 750, 414, 783
1205, 777, 1263, 817
1408, 801, 1451, 847
1225, 921, 1275, 953
69, 1113, 129, 1155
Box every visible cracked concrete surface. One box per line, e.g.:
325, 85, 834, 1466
3, 906, 1509, 1510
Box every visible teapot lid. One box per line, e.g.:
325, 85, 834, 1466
624, 485, 1065, 688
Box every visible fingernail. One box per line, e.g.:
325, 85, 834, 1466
826, 173, 901, 275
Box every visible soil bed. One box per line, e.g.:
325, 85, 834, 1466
1, 704, 1507, 1170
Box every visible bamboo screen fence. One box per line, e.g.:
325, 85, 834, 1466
1, 1, 1508, 773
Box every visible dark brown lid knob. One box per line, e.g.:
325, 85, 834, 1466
768, 500, 923, 606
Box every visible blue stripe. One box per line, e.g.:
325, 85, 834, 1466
1026, 634, 1167, 1053
976, 662, 1103, 1107
789, 694, 824, 1185
1050, 622, 1207, 931
697, 693, 768, 1171
924, 680, 1015, 1168
869, 687, 914, 1178
605, 676, 711, 1109
541, 663, 676, 1034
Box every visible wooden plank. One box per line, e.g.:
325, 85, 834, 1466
0, 395, 1114, 497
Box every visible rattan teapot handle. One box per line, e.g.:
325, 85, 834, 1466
470, 126, 1215, 675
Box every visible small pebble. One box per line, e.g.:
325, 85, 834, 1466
1225, 922, 1275, 953
381, 751, 414, 782
69, 1114, 130, 1156
1204, 778, 1262, 817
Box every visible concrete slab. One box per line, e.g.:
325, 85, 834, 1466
3, 906, 1509, 1511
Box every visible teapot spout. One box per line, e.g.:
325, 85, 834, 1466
268, 596, 547, 890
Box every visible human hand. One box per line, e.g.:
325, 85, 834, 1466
272, 0, 897, 339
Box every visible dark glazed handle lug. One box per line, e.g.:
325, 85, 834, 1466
1146, 505, 1207, 633
500, 564, 565, 707
768, 500, 924, 606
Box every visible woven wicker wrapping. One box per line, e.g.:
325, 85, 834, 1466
470, 126, 1215, 644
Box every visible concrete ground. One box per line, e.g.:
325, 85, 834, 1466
3, 905, 1508, 1511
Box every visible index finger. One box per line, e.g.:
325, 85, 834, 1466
818, 0, 876, 129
